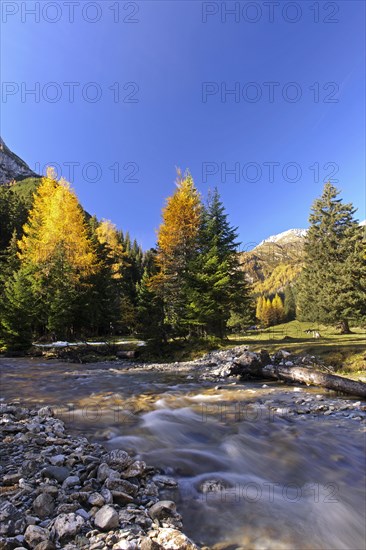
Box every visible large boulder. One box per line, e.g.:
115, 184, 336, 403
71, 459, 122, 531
208, 348, 272, 379
231, 351, 261, 376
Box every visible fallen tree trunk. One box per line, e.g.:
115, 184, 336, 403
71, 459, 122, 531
228, 351, 366, 398
262, 364, 366, 398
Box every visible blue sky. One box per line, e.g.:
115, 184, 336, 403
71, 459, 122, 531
1, 0, 365, 250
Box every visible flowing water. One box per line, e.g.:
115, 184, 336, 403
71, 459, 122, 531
1, 358, 365, 550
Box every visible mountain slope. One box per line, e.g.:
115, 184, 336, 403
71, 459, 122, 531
0, 137, 39, 184
241, 221, 365, 296
240, 229, 307, 295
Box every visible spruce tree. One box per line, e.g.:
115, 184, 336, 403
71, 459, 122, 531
121, 237, 144, 311
0, 232, 31, 350
297, 183, 366, 332
0, 182, 36, 251
0, 264, 34, 351
284, 285, 296, 321
187, 188, 251, 338
94, 219, 131, 334
0, 230, 20, 292
136, 268, 165, 342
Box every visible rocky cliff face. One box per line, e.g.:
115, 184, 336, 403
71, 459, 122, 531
0, 137, 39, 185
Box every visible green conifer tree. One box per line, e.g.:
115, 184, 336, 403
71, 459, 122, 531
284, 285, 296, 321
187, 189, 252, 338
136, 268, 165, 342
0, 264, 34, 350
297, 183, 366, 332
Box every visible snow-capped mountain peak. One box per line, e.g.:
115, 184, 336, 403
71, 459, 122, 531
258, 228, 308, 247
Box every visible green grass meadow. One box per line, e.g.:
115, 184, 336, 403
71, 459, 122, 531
228, 320, 366, 377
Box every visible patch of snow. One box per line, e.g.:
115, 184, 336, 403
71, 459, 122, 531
34, 341, 72, 348
33, 340, 146, 348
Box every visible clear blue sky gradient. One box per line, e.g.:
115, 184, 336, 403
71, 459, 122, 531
1, 0, 365, 249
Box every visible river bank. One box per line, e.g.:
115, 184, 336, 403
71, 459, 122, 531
0, 402, 198, 550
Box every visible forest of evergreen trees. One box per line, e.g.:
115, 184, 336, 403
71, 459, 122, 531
0, 169, 253, 350
0, 171, 365, 352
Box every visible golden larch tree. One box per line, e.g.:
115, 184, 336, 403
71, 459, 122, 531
157, 170, 202, 270
155, 170, 202, 332
272, 293, 285, 324
18, 170, 96, 279
256, 295, 265, 323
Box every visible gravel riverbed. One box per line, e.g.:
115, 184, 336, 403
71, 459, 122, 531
0, 403, 197, 550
